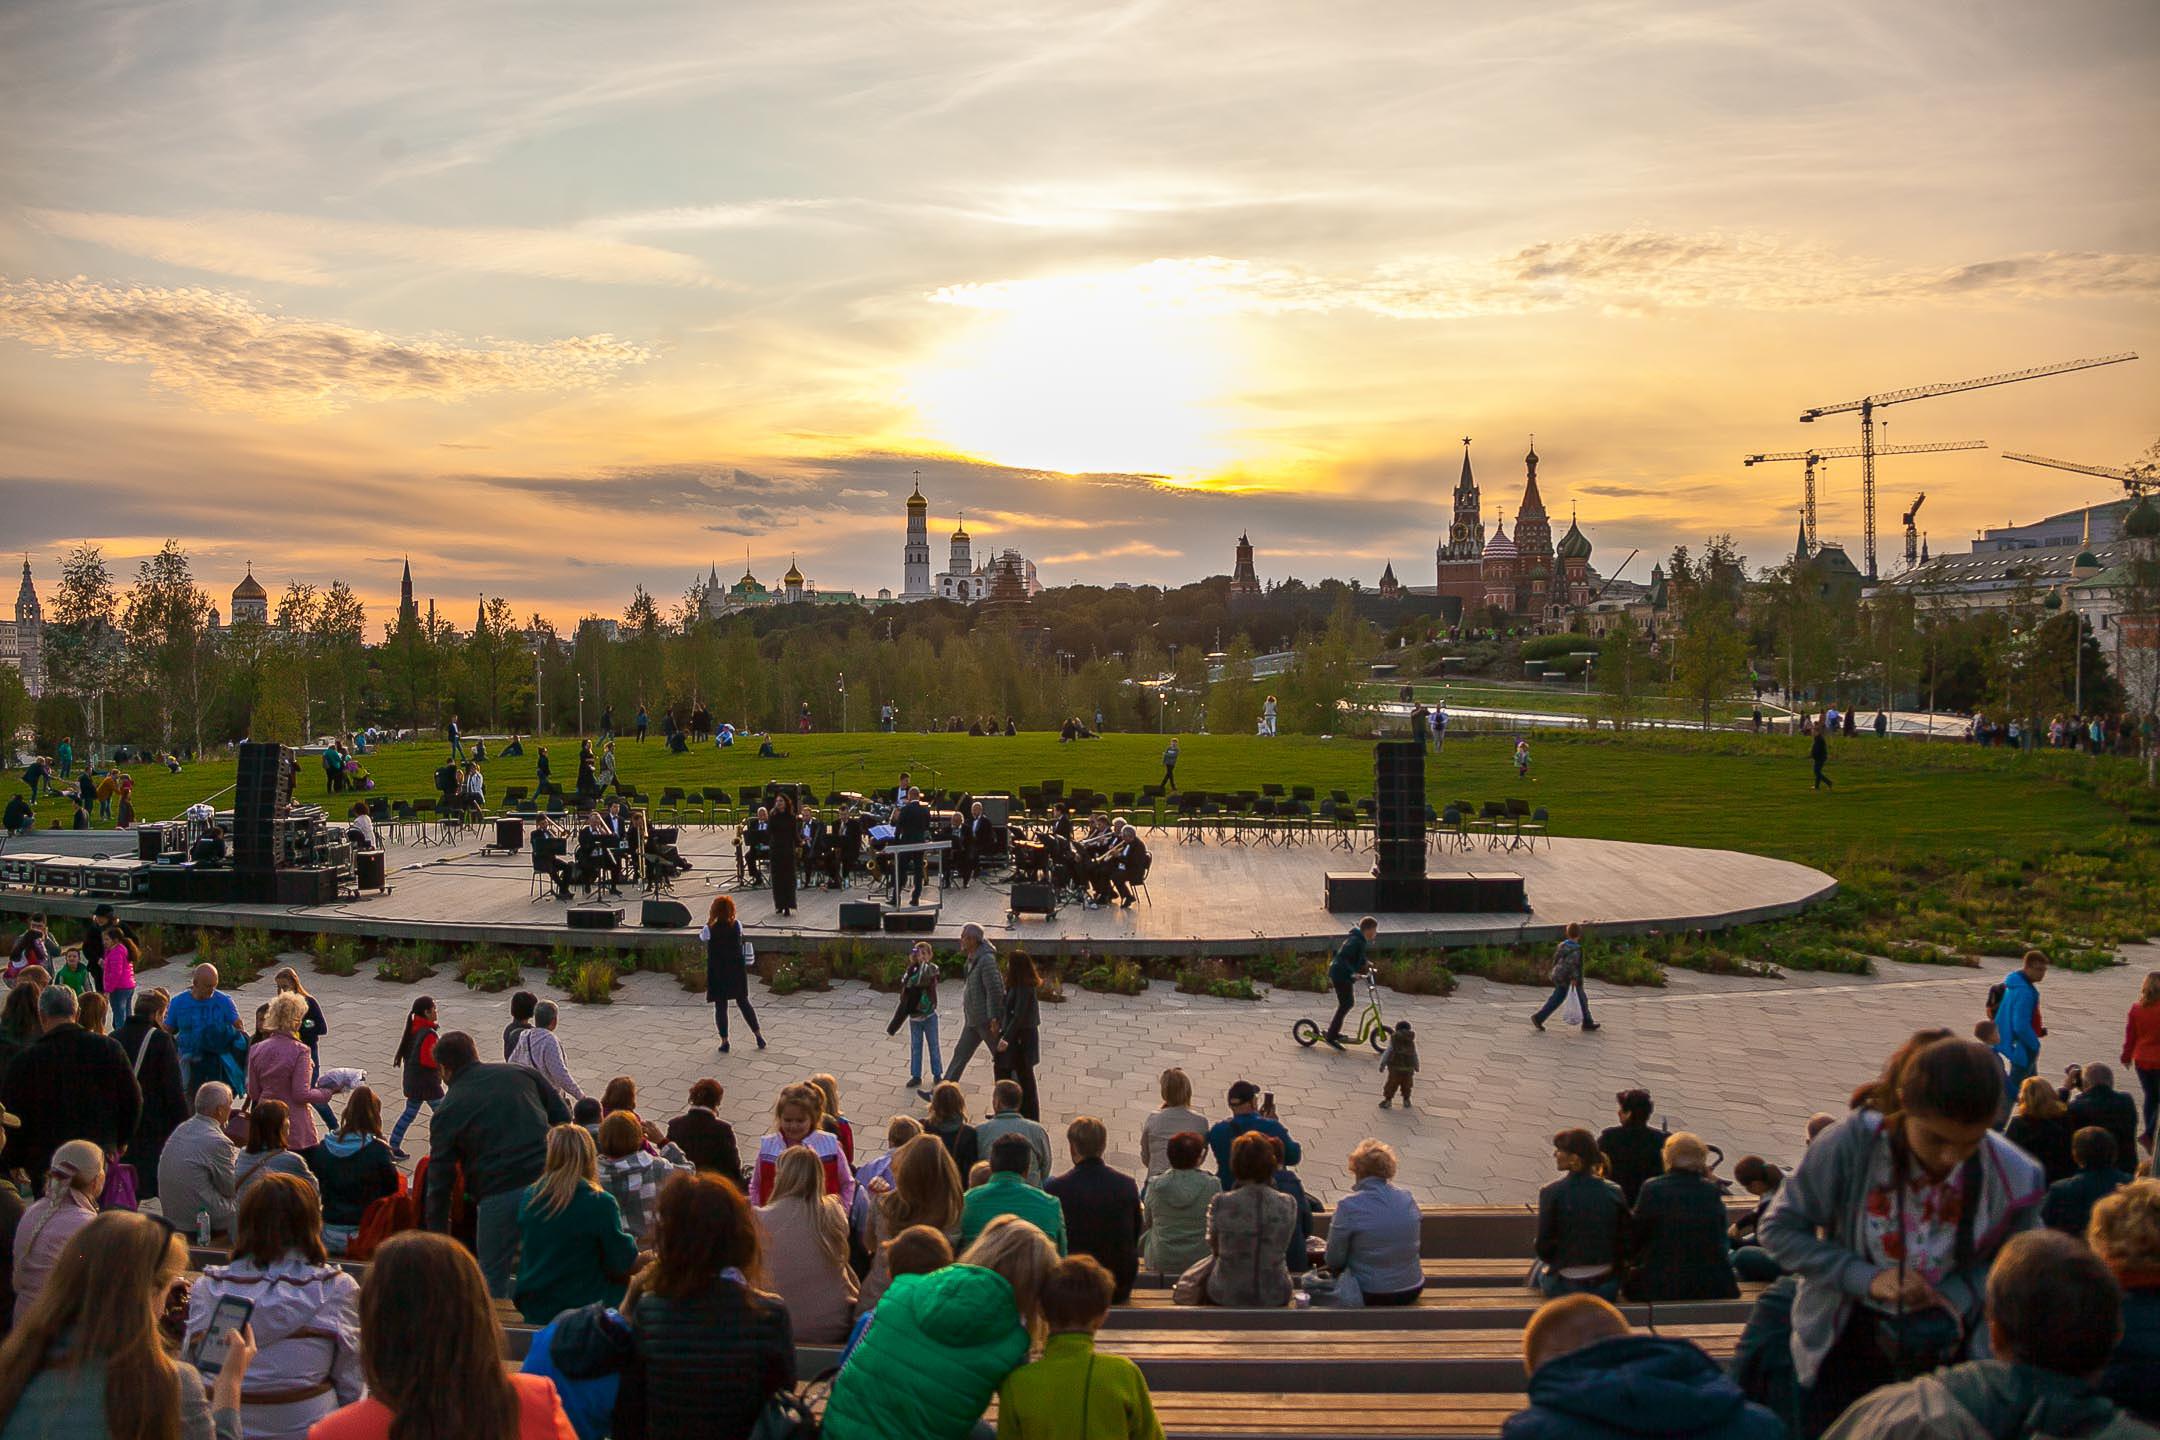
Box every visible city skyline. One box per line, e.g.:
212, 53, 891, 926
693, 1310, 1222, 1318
2, 0, 2157, 624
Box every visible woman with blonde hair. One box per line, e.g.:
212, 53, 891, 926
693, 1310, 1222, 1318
755, 1145, 858, 1342
749, 1081, 854, 1207
2088, 1179, 2160, 1414
822, 1213, 1058, 1439
1323, 1138, 1425, 1306
857, 1132, 966, 1312
245, 991, 338, 1151
273, 964, 334, 1132
511, 1123, 638, 1324
1139, 1066, 1209, 1180
10, 1139, 104, 1325
2006, 1072, 2077, 1184
2123, 972, 2160, 1154
0, 1210, 253, 1438
1624, 1131, 1740, 1303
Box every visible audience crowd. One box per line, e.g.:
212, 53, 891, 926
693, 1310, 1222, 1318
0, 937, 2156, 1440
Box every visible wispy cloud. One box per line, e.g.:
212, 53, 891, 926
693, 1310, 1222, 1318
931, 234, 2160, 321
0, 278, 650, 416
837, 487, 889, 500
1039, 540, 1183, 565
29, 210, 718, 289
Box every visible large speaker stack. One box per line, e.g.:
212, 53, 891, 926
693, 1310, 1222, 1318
232, 742, 298, 872
1370, 739, 1428, 910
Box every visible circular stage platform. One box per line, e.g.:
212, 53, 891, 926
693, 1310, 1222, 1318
0, 827, 1835, 956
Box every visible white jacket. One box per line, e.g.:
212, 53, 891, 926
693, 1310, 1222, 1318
186, 1252, 362, 1439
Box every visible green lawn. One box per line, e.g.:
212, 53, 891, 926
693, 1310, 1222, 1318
21, 728, 2136, 877
1356, 679, 1767, 724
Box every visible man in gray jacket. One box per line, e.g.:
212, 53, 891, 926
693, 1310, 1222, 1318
932, 925, 1002, 1093
974, 1079, 1051, 1185
158, 1081, 238, 1241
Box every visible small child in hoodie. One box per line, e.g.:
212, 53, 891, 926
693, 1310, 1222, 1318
1379, 1020, 1418, 1108
840, 1223, 953, 1367
996, 1255, 1164, 1440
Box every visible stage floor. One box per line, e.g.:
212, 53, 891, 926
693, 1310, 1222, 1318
0, 826, 1835, 955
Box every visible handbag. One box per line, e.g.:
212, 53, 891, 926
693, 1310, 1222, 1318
748, 1366, 835, 1440
1171, 1253, 1217, 1306
99, 1161, 140, 1212
1301, 1267, 1363, 1308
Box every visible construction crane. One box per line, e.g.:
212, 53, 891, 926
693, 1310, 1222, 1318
2001, 451, 2158, 497
1743, 440, 1983, 554
1798, 352, 2139, 579
1901, 493, 1927, 568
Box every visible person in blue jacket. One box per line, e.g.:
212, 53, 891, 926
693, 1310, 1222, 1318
1323, 917, 1377, 1049
1994, 950, 2049, 1107
1205, 1080, 1300, 1188
1502, 1293, 1784, 1440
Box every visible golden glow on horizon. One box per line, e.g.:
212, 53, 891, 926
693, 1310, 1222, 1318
904, 271, 1242, 479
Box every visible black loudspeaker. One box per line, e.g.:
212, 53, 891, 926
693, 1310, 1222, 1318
567, 905, 623, 930
1009, 881, 1058, 918
883, 909, 935, 933
494, 818, 525, 853
977, 794, 1012, 826
274, 868, 339, 905
640, 898, 692, 928
138, 825, 165, 862
355, 849, 387, 893
839, 900, 885, 931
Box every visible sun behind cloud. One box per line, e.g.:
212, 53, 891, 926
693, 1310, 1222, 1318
903, 268, 1244, 479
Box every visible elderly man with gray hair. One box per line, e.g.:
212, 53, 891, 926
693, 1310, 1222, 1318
0, 981, 140, 1181
506, 998, 585, 1104
927, 923, 1003, 1096
158, 1081, 240, 1241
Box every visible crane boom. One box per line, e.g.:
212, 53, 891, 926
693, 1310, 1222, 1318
1741, 440, 1983, 555
2001, 451, 2154, 494
1795, 352, 2139, 578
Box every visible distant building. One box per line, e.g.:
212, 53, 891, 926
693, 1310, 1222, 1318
230, 567, 270, 626
1970, 498, 2136, 555
979, 548, 1036, 626
0, 559, 42, 697
1435, 438, 1592, 626
1228, 533, 1262, 602
903, 478, 933, 599
398, 558, 418, 629
1377, 562, 1401, 598
694, 560, 859, 621
1790, 522, 1866, 606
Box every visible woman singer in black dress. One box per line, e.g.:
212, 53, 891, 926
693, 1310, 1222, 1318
769, 791, 799, 916
704, 894, 764, 1052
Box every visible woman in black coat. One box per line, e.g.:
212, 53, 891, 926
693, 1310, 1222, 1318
114, 990, 189, 1201
704, 895, 764, 1053
995, 950, 1042, 1121
768, 793, 798, 917
2004, 1074, 2077, 1186
1624, 1132, 1740, 1302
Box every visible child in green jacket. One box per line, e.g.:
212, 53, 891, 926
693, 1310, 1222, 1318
53, 948, 93, 996
996, 1256, 1163, 1440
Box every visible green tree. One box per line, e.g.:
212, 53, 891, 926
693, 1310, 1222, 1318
465, 595, 521, 728
40, 545, 125, 761
0, 665, 30, 764
276, 581, 321, 739
1667, 536, 1749, 729
312, 581, 367, 736
1207, 635, 1262, 736
1279, 598, 1367, 735
120, 541, 213, 755
1596, 618, 1653, 730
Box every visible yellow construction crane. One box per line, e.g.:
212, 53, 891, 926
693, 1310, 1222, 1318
1901, 493, 1927, 568
1743, 440, 1983, 554
2001, 451, 2158, 497
1798, 352, 2139, 579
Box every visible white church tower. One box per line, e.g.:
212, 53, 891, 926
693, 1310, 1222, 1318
902, 473, 932, 599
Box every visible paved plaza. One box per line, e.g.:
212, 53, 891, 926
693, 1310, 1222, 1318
169, 935, 2160, 1208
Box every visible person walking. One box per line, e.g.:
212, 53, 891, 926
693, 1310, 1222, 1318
1531, 922, 1600, 1033
2123, 971, 2160, 1154
386, 996, 441, 1159
167, 962, 247, 1097
446, 713, 462, 761
1994, 949, 2048, 1110
1159, 737, 1180, 793
1810, 722, 1833, 790
1323, 916, 1377, 1050
934, 924, 1003, 1093
703, 894, 764, 1053
995, 951, 1043, 1121
427, 1031, 575, 1300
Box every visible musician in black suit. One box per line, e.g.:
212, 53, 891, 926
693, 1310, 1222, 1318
1077, 813, 1118, 905
894, 787, 932, 905
955, 801, 998, 888
1108, 822, 1149, 907
1050, 802, 1075, 842
577, 810, 624, 896
740, 806, 771, 885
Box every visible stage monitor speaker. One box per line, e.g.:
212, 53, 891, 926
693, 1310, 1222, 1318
567, 905, 623, 930
640, 898, 692, 928
977, 794, 1012, 827
355, 849, 387, 893
1008, 880, 1058, 919
883, 909, 936, 933
839, 900, 885, 931
494, 818, 525, 853
274, 868, 339, 905
137, 825, 165, 862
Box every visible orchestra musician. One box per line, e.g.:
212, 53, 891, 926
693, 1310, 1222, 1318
533, 814, 576, 900
577, 809, 625, 897
1107, 821, 1149, 907
738, 806, 772, 886
894, 786, 931, 906
1050, 802, 1075, 843
1077, 813, 1118, 907
955, 800, 997, 888
770, 792, 799, 916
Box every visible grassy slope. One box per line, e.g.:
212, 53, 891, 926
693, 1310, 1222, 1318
28, 729, 2130, 875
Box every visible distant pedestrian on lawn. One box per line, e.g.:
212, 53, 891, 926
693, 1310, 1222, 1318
1516, 737, 1531, 779
1324, 917, 1377, 1050
1160, 737, 1180, 793
1810, 722, 1833, 790
1532, 922, 1599, 1034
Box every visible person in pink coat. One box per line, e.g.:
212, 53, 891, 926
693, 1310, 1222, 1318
246, 993, 338, 1151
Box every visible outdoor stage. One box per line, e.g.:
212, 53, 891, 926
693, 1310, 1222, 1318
0, 826, 1835, 957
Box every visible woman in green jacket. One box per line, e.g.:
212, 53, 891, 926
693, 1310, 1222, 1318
823, 1215, 1057, 1440
513, 1123, 639, 1324
1140, 1132, 1215, 1278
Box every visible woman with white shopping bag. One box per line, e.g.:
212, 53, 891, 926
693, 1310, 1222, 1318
1530, 922, 1601, 1034
703, 894, 765, 1053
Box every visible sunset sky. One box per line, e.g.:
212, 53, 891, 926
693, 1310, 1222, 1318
3, 0, 2156, 626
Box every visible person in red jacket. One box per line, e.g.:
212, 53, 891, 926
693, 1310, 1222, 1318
2122, 972, 2160, 1154
388, 997, 442, 1160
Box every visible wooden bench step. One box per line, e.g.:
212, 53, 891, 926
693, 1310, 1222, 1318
1107, 1294, 1756, 1330
1151, 1393, 1522, 1439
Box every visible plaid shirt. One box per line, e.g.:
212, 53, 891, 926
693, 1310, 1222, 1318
600, 1144, 692, 1243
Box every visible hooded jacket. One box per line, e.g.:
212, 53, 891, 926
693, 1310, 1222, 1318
1500, 1333, 1785, 1439
824, 1265, 1030, 1440
1820, 1359, 2159, 1440
1996, 969, 2043, 1069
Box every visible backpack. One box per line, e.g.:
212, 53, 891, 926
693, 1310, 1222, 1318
1987, 981, 2007, 1019
346, 1171, 411, 1260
